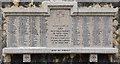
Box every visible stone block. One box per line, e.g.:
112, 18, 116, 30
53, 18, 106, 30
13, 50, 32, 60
2, 2, 118, 54
2, 47, 118, 54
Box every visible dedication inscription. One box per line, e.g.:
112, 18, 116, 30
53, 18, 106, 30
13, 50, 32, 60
47, 10, 72, 47
3, 2, 118, 54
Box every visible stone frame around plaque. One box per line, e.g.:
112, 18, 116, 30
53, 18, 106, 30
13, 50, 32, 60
2, 1, 118, 54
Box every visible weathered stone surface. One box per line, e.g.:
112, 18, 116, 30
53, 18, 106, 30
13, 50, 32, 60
47, 10, 72, 47
113, 20, 118, 27
7, 16, 17, 47
89, 54, 97, 62
113, 27, 116, 33
113, 34, 117, 39
3, 47, 118, 54
3, 2, 117, 16
1, 1, 120, 63
113, 38, 119, 47
7, 16, 47, 47
23, 54, 31, 62
0, 7, 2, 63
5, 12, 114, 48
72, 16, 113, 47
117, 37, 120, 42
116, 28, 120, 36
3, 54, 11, 62
3, 2, 118, 54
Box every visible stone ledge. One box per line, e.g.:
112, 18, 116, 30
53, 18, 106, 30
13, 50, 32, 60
3, 1, 117, 16
3, 2, 77, 16
3, 47, 118, 54
3, 8, 117, 16
78, 8, 117, 13
77, 8, 117, 16
3, 8, 50, 16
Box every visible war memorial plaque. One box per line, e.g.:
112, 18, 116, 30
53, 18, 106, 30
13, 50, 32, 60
2, 2, 118, 54
47, 10, 72, 47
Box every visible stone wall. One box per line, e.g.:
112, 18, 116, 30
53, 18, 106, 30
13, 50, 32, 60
0, 1, 2, 63
112, 8, 120, 62
0, 1, 120, 63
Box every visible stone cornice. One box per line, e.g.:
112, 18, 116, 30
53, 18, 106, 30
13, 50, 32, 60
3, 2, 117, 16
3, 47, 118, 54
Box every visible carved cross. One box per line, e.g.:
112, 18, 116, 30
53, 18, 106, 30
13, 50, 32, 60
56, 11, 64, 22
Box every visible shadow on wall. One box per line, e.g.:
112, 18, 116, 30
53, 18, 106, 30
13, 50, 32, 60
9, 54, 110, 63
